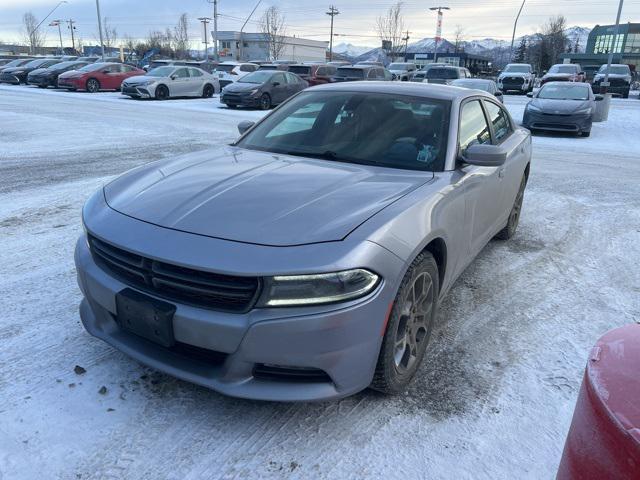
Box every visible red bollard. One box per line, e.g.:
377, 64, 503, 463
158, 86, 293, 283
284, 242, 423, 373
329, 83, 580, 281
557, 324, 640, 479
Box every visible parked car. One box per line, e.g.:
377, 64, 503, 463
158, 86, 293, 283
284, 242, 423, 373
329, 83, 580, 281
387, 62, 417, 81
214, 62, 259, 88
76, 82, 531, 401
122, 66, 220, 99
327, 60, 351, 67
523, 82, 598, 137
497, 63, 535, 94
0, 58, 34, 73
76, 56, 101, 63
332, 65, 389, 82
410, 70, 428, 82
451, 78, 504, 103
220, 70, 307, 109
591, 64, 632, 98
582, 64, 601, 82
540, 63, 586, 85
0, 58, 62, 84
288, 64, 337, 86
57, 62, 145, 92
258, 64, 287, 71
355, 61, 384, 67
27, 60, 90, 88
423, 66, 471, 85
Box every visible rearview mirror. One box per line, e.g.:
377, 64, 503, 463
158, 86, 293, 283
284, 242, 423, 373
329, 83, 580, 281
526, 92, 534, 98
237, 120, 255, 135
595, 94, 604, 101
462, 143, 507, 167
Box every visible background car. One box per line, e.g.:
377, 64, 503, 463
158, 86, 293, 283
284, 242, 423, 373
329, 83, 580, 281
27, 60, 90, 88
220, 70, 307, 109
214, 62, 258, 89
423, 66, 471, 85
332, 65, 389, 82
591, 64, 632, 98
57, 62, 145, 92
451, 78, 504, 102
122, 66, 220, 100
540, 63, 586, 85
355, 61, 384, 67
497, 63, 535, 94
288, 64, 337, 86
523, 82, 597, 137
0, 58, 34, 73
0, 58, 62, 84
387, 62, 417, 81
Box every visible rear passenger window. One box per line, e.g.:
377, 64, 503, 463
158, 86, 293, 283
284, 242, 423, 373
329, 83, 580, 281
316, 67, 326, 76
189, 68, 203, 77
484, 102, 512, 143
174, 68, 189, 78
240, 64, 253, 72
459, 100, 491, 153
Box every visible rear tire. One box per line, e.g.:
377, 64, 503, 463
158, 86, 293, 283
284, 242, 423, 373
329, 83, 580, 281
371, 252, 439, 394
86, 78, 100, 93
495, 173, 527, 240
155, 84, 169, 100
202, 84, 214, 98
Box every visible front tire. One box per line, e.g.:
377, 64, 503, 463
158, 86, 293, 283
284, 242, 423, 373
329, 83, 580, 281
155, 84, 169, 100
86, 78, 100, 93
496, 173, 527, 240
371, 252, 439, 394
259, 93, 271, 110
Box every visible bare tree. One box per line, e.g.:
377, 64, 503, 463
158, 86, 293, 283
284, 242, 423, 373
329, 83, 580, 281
172, 13, 190, 59
260, 6, 287, 60
453, 25, 465, 53
541, 15, 568, 69
22, 12, 46, 54
376, 2, 405, 61
102, 17, 118, 49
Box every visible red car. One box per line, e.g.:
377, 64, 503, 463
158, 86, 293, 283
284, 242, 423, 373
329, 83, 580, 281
287, 64, 337, 86
58, 62, 145, 92
540, 63, 587, 86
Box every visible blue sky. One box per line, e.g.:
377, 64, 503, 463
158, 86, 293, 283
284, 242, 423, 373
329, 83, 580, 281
1, 0, 638, 47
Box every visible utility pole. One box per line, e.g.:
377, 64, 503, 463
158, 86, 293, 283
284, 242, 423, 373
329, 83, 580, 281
602, 0, 625, 93
207, 0, 219, 62
198, 17, 212, 61
95, 0, 105, 60
50, 20, 64, 54
403, 30, 410, 61
326, 6, 340, 62
66, 19, 76, 53
31, 0, 67, 54
429, 6, 449, 63
239, 0, 262, 61
509, 0, 526, 62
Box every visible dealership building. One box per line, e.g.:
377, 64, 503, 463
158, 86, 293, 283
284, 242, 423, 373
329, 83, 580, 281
560, 22, 640, 72
214, 32, 328, 63
404, 52, 491, 72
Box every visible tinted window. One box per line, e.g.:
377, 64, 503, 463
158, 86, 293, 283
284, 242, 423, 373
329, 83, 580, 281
189, 68, 203, 77
426, 68, 459, 79
174, 68, 189, 78
237, 91, 451, 172
239, 64, 254, 72
549, 65, 578, 74
335, 68, 364, 78
484, 102, 511, 143
273, 73, 286, 84
459, 100, 491, 153
286, 72, 301, 83
215, 64, 237, 72
288, 66, 311, 75
315, 67, 326, 76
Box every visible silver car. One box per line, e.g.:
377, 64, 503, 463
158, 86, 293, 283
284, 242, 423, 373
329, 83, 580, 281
121, 66, 220, 100
76, 82, 531, 401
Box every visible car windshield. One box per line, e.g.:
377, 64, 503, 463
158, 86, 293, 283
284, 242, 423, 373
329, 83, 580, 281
597, 65, 630, 75
258, 65, 278, 70
504, 65, 530, 73
50, 61, 77, 70
215, 64, 236, 72
549, 65, 578, 74
236, 91, 451, 172
78, 63, 110, 72
146, 66, 175, 77
3, 59, 31, 68
288, 66, 311, 75
451, 80, 491, 92
238, 71, 273, 84
24, 58, 50, 68
537, 84, 589, 100
426, 68, 458, 79
388, 63, 411, 70
335, 68, 364, 78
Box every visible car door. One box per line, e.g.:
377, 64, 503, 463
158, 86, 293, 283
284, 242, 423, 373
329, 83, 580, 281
482, 99, 530, 225
457, 98, 504, 256
170, 67, 190, 96
271, 72, 288, 104
187, 68, 205, 96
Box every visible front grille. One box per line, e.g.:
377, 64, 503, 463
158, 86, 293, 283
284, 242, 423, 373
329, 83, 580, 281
253, 364, 333, 383
503, 77, 525, 85
531, 122, 577, 131
89, 235, 261, 312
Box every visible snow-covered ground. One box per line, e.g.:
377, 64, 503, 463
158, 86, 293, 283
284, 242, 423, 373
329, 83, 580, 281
1, 85, 639, 480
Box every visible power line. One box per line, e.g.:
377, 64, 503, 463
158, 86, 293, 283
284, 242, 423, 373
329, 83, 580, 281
326, 6, 340, 61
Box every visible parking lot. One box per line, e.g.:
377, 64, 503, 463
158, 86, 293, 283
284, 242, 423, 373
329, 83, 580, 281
1, 85, 639, 479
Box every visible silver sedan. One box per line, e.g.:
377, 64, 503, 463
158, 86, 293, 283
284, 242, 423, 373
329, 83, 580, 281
121, 66, 220, 100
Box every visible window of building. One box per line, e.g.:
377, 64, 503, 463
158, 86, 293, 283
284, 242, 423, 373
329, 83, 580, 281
593, 34, 624, 54
221, 41, 231, 49
624, 33, 640, 54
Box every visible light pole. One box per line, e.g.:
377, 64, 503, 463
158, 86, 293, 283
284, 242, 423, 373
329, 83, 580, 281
509, 0, 526, 62
602, 0, 625, 93
239, 0, 262, 61
429, 6, 449, 63
95, 0, 105, 60
31, 0, 68, 54
199, 17, 212, 61
49, 20, 64, 54
326, 6, 340, 62
207, 0, 219, 62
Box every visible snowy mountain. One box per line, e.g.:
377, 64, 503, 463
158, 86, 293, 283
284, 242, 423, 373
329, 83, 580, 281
564, 26, 591, 51
332, 43, 374, 57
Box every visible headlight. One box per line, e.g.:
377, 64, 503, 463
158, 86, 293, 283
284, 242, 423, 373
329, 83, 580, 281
138, 80, 156, 86
575, 107, 592, 115
13, 70, 24, 74
249, 88, 260, 95
257, 269, 380, 307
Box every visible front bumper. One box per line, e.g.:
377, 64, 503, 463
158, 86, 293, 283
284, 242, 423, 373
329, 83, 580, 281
27, 75, 53, 87
221, 92, 261, 107
523, 110, 592, 133
0, 72, 21, 84
75, 197, 404, 401
58, 77, 83, 89
498, 77, 529, 92
122, 84, 153, 98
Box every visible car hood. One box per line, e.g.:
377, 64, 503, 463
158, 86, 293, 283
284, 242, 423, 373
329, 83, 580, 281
594, 73, 630, 81
124, 75, 158, 84
499, 72, 530, 78
2, 67, 26, 74
530, 98, 591, 112
28, 68, 49, 76
543, 73, 575, 80
104, 146, 432, 246
224, 82, 260, 93
59, 70, 83, 78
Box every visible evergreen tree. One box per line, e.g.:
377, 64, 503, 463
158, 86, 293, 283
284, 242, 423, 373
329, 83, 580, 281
515, 37, 527, 63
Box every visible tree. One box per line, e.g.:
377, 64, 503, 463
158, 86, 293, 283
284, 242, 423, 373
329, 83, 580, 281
376, 2, 405, 61
573, 38, 580, 53
453, 25, 465, 53
22, 12, 45, 54
541, 15, 568, 68
102, 17, 118, 49
172, 13, 190, 59
515, 37, 527, 63
260, 6, 287, 60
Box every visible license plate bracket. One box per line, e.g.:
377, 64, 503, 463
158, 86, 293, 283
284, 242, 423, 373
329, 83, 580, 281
116, 289, 176, 348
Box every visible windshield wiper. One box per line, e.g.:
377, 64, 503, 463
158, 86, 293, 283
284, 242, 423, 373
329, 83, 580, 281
283, 149, 371, 166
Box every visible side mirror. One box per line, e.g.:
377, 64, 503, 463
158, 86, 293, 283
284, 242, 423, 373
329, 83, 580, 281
462, 143, 507, 167
170, 75, 176, 80
102, 69, 110, 74
579, 71, 585, 76
494, 91, 503, 97
272, 81, 280, 86
237, 120, 255, 135
595, 94, 604, 101
526, 92, 534, 98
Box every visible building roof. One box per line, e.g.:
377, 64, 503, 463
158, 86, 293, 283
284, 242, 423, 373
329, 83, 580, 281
215, 31, 327, 48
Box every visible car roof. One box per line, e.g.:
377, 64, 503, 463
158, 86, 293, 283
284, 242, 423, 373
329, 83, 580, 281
453, 78, 494, 84
338, 65, 375, 70
309, 81, 494, 101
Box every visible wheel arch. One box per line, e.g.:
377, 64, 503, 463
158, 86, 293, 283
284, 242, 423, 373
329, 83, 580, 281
421, 237, 447, 290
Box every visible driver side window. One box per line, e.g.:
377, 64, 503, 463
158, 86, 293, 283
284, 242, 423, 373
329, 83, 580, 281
459, 100, 491, 154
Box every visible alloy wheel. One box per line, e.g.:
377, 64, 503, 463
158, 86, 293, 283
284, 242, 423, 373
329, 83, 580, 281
86, 79, 99, 93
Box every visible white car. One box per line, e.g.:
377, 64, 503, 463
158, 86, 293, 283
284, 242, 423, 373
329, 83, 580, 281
497, 63, 536, 94
214, 62, 258, 89
387, 62, 417, 81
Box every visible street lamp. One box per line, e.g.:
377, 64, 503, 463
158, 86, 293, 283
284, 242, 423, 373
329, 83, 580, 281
49, 20, 64, 54
509, 0, 526, 62
95, 0, 105, 60
429, 6, 449, 64
32, 0, 68, 54
601, 0, 625, 93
